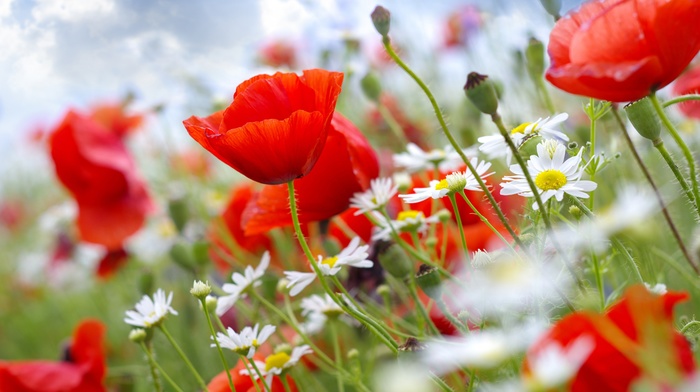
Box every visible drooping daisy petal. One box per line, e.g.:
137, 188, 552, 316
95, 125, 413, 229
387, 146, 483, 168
124, 289, 178, 328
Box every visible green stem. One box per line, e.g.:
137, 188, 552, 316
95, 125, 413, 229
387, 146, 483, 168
158, 325, 210, 392
436, 299, 469, 334
329, 320, 345, 392
139, 342, 182, 392
590, 251, 605, 311
535, 77, 556, 114
281, 376, 293, 392
448, 194, 470, 262
611, 107, 698, 274
380, 36, 523, 249
650, 92, 700, 217
589, 98, 597, 210
201, 298, 236, 392
249, 360, 271, 392
653, 140, 698, 213
377, 102, 408, 146
430, 373, 455, 392
242, 359, 263, 392
663, 94, 700, 108
458, 191, 517, 255
680, 320, 700, 334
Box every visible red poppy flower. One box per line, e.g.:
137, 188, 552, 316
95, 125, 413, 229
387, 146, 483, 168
673, 63, 700, 119
49, 110, 153, 250
241, 112, 379, 235
207, 355, 297, 392
89, 103, 144, 138
258, 40, 298, 69
0, 319, 107, 392
328, 208, 375, 248
525, 285, 695, 391
184, 69, 344, 185
547, 0, 700, 102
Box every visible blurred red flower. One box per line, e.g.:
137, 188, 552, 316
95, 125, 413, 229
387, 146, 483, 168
184, 69, 344, 185
547, 0, 700, 102
207, 355, 297, 392
442, 5, 482, 49
49, 110, 153, 252
525, 285, 695, 391
89, 103, 144, 138
258, 40, 298, 69
242, 112, 379, 235
673, 64, 700, 119
0, 319, 106, 392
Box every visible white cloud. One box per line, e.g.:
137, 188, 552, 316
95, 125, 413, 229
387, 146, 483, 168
32, 0, 115, 22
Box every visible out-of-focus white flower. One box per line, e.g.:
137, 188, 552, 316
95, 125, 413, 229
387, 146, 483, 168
471, 249, 493, 268
523, 336, 594, 390
127, 216, 178, 262
241, 345, 313, 385
38, 202, 77, 233
421, 321, 546, 374
350, 177, 398, 215
500, 142, 596, 209
284, 237, 372, 296
373, 363, 433, 392
124, 289, 178, 328
394, 143, 475, 173
300, 294, 344, 335
644, 283, 668, 295
372, 210, 440, 241
399, 158, 492, 204
216, 252, 270, 315
479, 113, 569, 165
213, 324, 276, 358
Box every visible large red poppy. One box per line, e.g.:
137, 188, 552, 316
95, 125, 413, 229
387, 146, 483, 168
525, 285, 695, 391
184, 69, 344, 185
241, 112, 379, 235
49, 110, 153, 251
0, 319, 107, 392
673, 63, 700, 119
547, 0, 700, 102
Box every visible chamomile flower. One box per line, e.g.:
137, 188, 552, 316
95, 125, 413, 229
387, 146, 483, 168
216, 251, 270, 315
124, 289, 178, 328
284, 237, 372, 296
350, 177, 398, 215
213, 324, 276, 358
478, 113, 569, 164
372, 210, 440, 241
300, 294, 345, 334
645, 283, 668, 295
500, 141, 596, 209
523, 336, 594, 391
242, 345, 313, 385
399, 158, 492, 204
394, 143, 475, 173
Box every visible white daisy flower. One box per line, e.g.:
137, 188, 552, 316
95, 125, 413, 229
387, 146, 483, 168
394, 143, 475, 173
284, 237, 372, 296
479, 113, 569, 165
645, 283, 668, 295
213, 324, 276, 358
300, 294, 345, 335
523, 336, 594, 390
350, 177, 398, 215
500, 141, 597, 210
372, 210, 440, 241
216, 252, 270, 315
124, 289, 178, 328
242, 345, 313, 385
399, 158, 492, 204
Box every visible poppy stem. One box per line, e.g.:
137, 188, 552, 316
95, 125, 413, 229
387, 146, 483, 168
610, 107, 698, 274
458, 190, 518, 255
158, 324, 210, 392
199, 298, 237, 392
662, 94, 700, 108
376, 101, 409, 147
653, 141, 698, 215
329, 319, 346, 392
139, 342, 182, 392
379, 36, 524, 250
241, 358, 263, 392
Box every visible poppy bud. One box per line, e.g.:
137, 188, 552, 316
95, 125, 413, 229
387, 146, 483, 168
371, 6, 391, 38
464, 72, 499, 116
569, 205, 583, 220
168, 195, 189, 234
525, 37, 545, 79
539, 0, 561, 18
379, 243, 413, 279
169, 242, 194, 272
361, 72, 383, 103
416, 264, 442, 300
624, 98, 662, 142
138, 270, 155, 295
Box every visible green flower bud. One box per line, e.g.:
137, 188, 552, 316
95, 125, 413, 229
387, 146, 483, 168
525, 37, 545, 79
191, 241, 210, 267
569, 205, 583, 221
361, 72, 382, 103
138, 270, 155, 296
347, 348, 360, 360
129, 328, 147, 343
205, 295, 218, 312
371, 6, 391, 37
379, 243, 413, 279
424, 236, 438, 248
190, 280, 211, 299
464, 72, 499, 116
415, 264, 442, 300
168, 196, 189, 234
625, 98, 661, 141
169, 242, 194, 271
518, 134, 544, 160
539, 0, 562, 18
376, 284, 391, 298
436, 208, 451, 223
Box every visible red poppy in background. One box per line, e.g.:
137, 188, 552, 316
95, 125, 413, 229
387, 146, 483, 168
673, 64, 700, 119
207, 355, 297, 392
241, 112, 379, 235
184, 69, 344, 185
328, 208, 375, 248
0, 319, 107, 392
49, 111, 153, 252
525, 285, 695, 391
547, 0, 700, 102
258, 40, 298, 69
89, 103, 144, 138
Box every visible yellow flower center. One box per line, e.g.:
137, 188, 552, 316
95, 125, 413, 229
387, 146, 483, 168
321, 256, 339, 268
435, 179, 449, 190
252, 339, 259, 347
511, 122, 532, 135
535, 170, 567, 191
397, 210, 423, 221
157, 220, 177, 238
265, 352, 291, 372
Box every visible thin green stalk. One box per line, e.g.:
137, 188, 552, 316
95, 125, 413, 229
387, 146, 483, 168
650, 92, 700, 215
653, 140, 698, 213
590, 251, 605, 311
650, 248, 700, 292
329, 320, 346, 392
589, 98, 597, 210
611, 107, 698, 274
430, 373, 455, 392
380, 36, 523, 249
663, 94, 700, 108
458, 191, 517, 254
436, 299, 469, 334
158, 325, 210, 392
281, 376, 293, 392
377, 102, 408, 145
535, 77, 556, 114
139, 342, 182, 392
201, 298, 236, 392
448, 194, 470, 262
242, 359, 263, 392
249, 360, 271, 392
